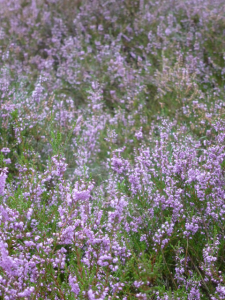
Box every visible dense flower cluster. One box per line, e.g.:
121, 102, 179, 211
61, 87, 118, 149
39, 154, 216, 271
0, 0, 225, 299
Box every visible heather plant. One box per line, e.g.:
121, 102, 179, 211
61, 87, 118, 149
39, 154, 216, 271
0, 0, 225, 299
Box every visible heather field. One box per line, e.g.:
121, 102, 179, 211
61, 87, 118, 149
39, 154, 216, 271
1, 0, 225, 299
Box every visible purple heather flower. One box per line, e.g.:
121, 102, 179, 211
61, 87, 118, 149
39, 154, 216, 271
0, 168, 7, 196
1, 148, 10, 154
69, 275, 80, 295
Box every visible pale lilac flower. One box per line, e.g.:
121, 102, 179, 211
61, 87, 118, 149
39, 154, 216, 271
69, 275, 80, 295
